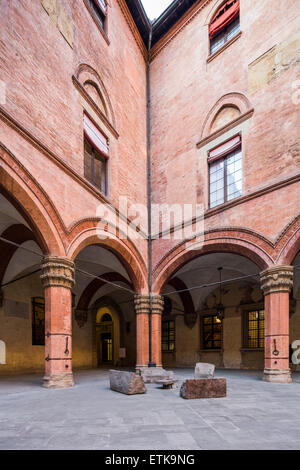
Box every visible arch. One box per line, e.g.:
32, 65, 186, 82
83, 80, 108, 117
91, 296, 126, 366
76, 272, 132, 311
0, 224, 40, 285
210, 105, 241, 134
200, 92, 253, 141
276, 215, 300, 265
167, 277, 197, 329
152, 229, 274, 294
74, 63, 116, 128
67, 225, 148, 293
0, 146, 65, 256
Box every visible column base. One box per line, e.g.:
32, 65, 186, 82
43, 372, 75, 389
263, 368, 292, 384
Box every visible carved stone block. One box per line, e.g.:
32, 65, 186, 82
109, 370, 146, 395
180, 378, 227, 399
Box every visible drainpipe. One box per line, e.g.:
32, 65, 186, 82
146, 25, 156, 368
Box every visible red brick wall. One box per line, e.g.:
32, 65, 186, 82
150, 0, 300, 271
0, 0, 148, 248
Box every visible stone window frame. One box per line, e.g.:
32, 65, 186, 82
83, 0, 110, 45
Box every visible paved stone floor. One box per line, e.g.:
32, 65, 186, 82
0, 368, 300, 450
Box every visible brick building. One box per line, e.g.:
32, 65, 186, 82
0, 0, 299, 387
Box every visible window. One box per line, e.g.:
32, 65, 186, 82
202, 315, 222, 350
86, 0, 107, 33
32, 297, 45, 346
246, 310, 265, 349
162, 320, 175, 352
84, 113, 108, 195
209, 135, 242, 208
209, 0, 240, 55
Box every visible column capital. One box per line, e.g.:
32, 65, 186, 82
134, 294, 150, 315
260, 265, 293, 296
152, 295, 164, 316
41, 256, 75, 290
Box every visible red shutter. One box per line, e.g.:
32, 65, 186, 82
84, 114, 109, 158
209, 0, 240, 39
208, 135, 241, 163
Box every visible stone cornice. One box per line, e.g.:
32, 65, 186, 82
260, 266, 294, 295
41, 256, 75, 289
116, 0, 147, 61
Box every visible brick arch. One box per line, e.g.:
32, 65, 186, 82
0, 146, 65, 256
67, 225, 148, 293
74, 63, 116, 128
76, 272, 132, 311
0, 224, 40, 285
275, 215, 300, 265
152, 229, 274, 294
200, 92, 253, 141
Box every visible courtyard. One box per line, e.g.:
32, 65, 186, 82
0, 368, 300, 450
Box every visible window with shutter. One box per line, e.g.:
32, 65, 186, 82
83, 114, 108, 195
209, 0, 240, 55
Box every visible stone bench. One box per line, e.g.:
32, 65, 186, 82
155, 378, 178, 389
180, 378, 226, 399
109, 370, 146, 395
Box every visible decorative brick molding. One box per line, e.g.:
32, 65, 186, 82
260, 266, 294, 296
74, 63, 117, 129
40, 256, 75, 290
198, 92, 253, 144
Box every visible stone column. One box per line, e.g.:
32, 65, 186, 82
41, 256, 75, 389
134, 295, 149, 371
260, 265, 294, 383
151, 296, 164, 368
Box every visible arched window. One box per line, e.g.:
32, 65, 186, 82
209, 0, 240, 55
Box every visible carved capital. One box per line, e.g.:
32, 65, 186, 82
41, 256, 75, 290
152, 295, 164, 316
134, 294, 150, 315
75, 310, 88, 328
260, 265, 294, 295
